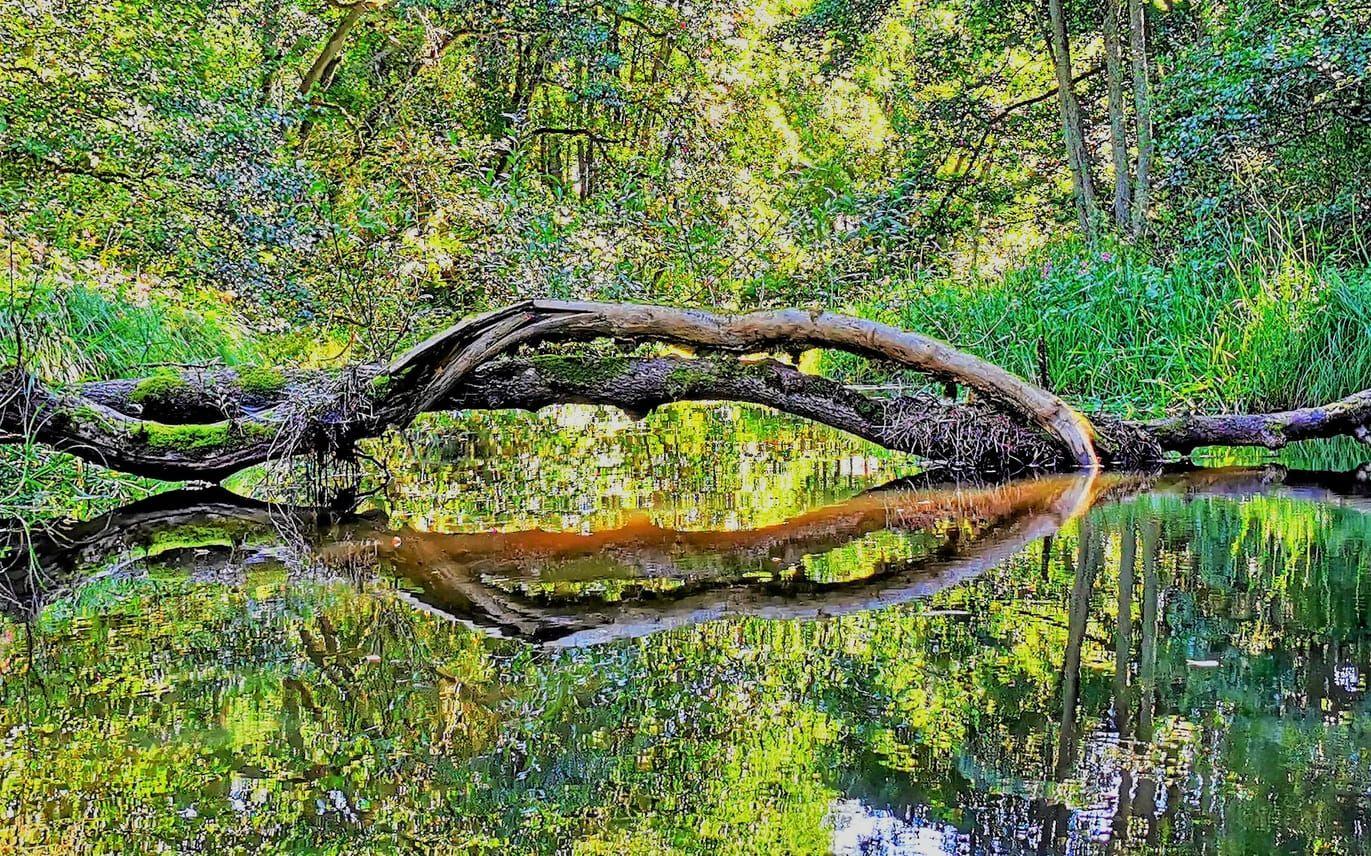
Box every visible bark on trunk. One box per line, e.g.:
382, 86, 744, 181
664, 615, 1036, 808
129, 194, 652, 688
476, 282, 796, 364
1128, 0, 1154, 236
1045, 0, 1099, 236
299, 0, 371, 97
3, 355, 1093, 480
1103, 0, 1132, 230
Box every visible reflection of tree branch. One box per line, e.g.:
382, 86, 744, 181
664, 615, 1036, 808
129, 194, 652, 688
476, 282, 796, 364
2, 477, 1093, 633
530, 476, 1097, 648
11, 465, 1371, 647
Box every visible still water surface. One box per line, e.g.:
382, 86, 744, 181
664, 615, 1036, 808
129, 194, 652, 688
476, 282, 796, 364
3, 404, 1371, 854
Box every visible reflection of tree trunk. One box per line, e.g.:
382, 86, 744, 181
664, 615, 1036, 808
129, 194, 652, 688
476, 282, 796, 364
1103, 0, 1132, 229
1137, 519, 1160, 742
1113, 522, 1136, 735
1039, 519, 1103, 848
1128, 0, 1154, 236
1306, 640, 1327, 711
1058, 521, 1102, 778
1132, 518, 1161, 833
1109, 520, 1137, 849
1045, 0, 1099, 236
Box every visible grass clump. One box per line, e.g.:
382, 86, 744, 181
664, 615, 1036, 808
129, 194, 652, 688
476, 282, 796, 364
2, 281, 260, 382
839, 241, 1371, 417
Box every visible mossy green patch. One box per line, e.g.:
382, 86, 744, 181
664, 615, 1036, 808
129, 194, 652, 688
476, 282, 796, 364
666, 364, 703, 395
138, 419, 277, 451
70, 404, 122, 433
129, 374, 190, 405
665, 358, 751, 396
529, 354, 631, 386
235, 365, 287, 395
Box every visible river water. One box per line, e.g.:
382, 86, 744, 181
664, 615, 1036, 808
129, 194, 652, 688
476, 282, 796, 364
3, 404, 1370, 853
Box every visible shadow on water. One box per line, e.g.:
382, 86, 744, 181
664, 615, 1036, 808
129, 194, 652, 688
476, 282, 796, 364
6, 405, 1371, 854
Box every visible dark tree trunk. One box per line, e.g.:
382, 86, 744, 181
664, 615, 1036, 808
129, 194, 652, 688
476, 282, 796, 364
1045, 0, 1099, 236
1103, 0, 1133, 229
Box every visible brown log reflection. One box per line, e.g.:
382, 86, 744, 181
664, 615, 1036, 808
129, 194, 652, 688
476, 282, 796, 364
7, 464, 1370, 647
3, 474, 1099, 645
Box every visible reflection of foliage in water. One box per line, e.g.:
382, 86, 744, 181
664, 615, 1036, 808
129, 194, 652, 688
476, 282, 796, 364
356, 404, 908, 534
3, 416, 1371, 852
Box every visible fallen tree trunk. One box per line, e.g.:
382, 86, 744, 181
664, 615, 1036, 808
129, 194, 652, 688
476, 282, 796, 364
65, 356, 1090, 472
2, 355, 1146, 480
4, 300, 1371, 482
1142, 390, 1371, 454
377, 301, 1102, 466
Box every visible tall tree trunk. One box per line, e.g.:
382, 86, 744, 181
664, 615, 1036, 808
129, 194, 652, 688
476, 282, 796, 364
1129, 0, 1155, 237
299, 1, 370, 98
1103, 0, 1132, 230
1045, 0, 1099, 237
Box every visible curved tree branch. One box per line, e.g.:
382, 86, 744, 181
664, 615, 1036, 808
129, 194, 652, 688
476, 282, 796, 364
1, 301, 1105, 481
378, 300, 1100, 465
9, 302, 1371, 484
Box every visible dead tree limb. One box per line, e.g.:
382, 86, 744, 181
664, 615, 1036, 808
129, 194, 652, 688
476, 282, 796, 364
1142, 390, 1371, 453
63, 356, 1083, 473
6, 300, 1371, 483
376, 300, 1102, 466
1, 301, 1105, 480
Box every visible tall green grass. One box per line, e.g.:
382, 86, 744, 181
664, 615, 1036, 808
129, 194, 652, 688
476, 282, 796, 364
1, 283, 260, 382
7, 244, 1371, 420
841, 241, 1371, 417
